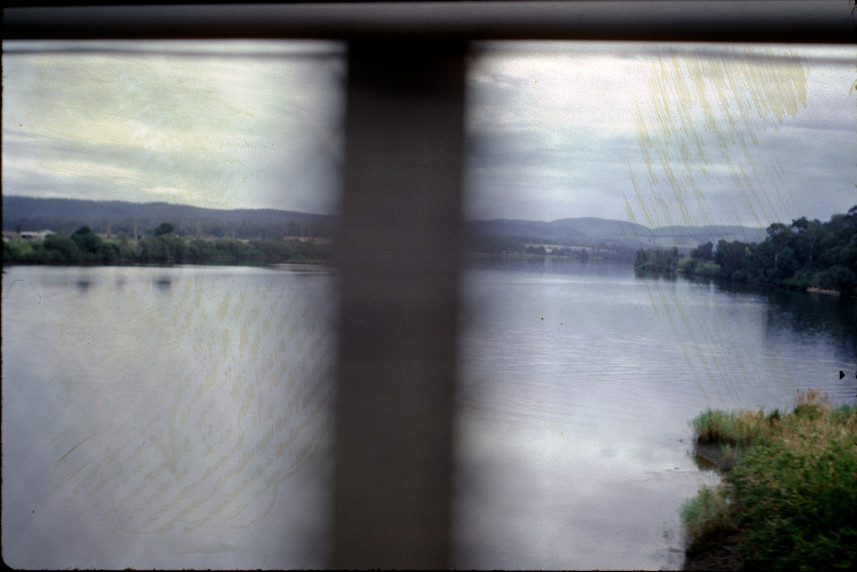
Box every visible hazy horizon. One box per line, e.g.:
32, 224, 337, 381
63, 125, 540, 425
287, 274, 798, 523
5, 193, 816, 230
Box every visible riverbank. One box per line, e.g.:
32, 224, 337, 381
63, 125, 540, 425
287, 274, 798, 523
681, 390, 857, 570
1, 257, 332, 269
807, 286, 841, 296
3, 231, 333, 267
636, 263, 854, 300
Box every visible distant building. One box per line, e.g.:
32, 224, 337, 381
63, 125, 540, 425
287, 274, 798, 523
2, 230, 21, 242
19, 230, 57, 241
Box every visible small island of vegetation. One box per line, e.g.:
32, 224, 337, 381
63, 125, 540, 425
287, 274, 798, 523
681, 389, 857, 571
635, 206, 857, 298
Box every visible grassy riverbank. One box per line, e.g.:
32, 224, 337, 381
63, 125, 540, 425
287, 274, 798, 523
682, 389, 857, 571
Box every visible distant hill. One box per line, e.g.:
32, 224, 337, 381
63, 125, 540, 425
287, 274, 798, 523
2, 196, 336, 239
3, 195, 767, 248
467, 219, 589, 243
466, 217, 767, 249
653, 224, 769, 247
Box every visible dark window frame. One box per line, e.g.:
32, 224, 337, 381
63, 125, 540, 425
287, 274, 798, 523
4, 2, 855, 569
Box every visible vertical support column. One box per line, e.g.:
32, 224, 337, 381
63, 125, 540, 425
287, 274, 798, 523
332, 39, 467, 570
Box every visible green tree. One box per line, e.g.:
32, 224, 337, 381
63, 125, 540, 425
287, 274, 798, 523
774, 246, 799, 280
691, 241, 714, 261
158, 234, 187, 260
154, 222, 175, 237
43, 235, 82, 262
790, 217, 824, 268
116, 231, 134, 262
96, 242, 120, 263
714, 240, 750, 279
71, 226, 103, 255
138, 236, 169, 260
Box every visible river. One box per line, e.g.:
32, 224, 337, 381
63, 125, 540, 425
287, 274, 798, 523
453, 257, 855, 569
2, 260, 855, 569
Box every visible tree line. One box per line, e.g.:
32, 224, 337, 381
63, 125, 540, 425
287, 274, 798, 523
6, 218, 336, 242
634, 206, 857, 297
3, 223, 333, 265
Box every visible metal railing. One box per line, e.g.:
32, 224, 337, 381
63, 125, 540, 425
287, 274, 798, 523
5, 1, 857, 43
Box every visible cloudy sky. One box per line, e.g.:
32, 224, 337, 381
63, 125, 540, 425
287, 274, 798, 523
2, 41, 347, 215
3, 40, 856, 228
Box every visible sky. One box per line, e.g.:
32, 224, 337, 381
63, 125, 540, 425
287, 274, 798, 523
2, 40, 856, 228
2, 41, 347, 215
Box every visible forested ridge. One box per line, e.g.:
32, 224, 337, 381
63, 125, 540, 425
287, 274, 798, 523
634, 206, 857, 297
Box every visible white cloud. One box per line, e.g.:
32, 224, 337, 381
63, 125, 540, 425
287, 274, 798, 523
465, 41, 857, 226
2, 40, 345, 213
468, 43, 649, 138
2, 40, 854, 226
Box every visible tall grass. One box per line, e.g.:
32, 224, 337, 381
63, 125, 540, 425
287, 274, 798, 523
680, 485, 731, 541
692, 389, 834, 447
682, 390, 857, 570
693, 409, 770, 447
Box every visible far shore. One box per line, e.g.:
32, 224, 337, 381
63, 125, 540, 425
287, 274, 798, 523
806, 287, 841, 296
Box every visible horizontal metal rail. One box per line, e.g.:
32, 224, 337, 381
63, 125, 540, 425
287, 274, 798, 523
5, 1, 857, 43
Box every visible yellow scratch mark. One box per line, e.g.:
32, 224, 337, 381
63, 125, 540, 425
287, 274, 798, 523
217, 290, 230, 319
630, 45, 809, 229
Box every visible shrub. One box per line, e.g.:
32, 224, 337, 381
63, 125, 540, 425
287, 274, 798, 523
43, 235, 81, 262
693, 409, 769, 447
5, 240, 36, 262
71, 226, 103, 254
684, 392, 857, 571
731, 419, 857, 569
680, 485, 733, 543
678, 257, 698, 273
695, 262, 722, 277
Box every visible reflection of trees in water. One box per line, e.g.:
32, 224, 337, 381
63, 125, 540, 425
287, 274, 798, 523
762, 288, 857, 356
51, 268, 336, 538
467, 256, 635, 277
634, 268, 678, 282
680, 272, 857, 361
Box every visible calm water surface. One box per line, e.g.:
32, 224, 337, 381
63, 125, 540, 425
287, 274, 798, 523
2, 260, 855, 569
2, 264, 337, 569
452, 257, 856, 570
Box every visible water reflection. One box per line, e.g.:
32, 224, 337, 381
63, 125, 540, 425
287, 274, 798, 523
635, 267, 680, 282
75, 278, 94, 292
454, 258, 856, 570
4, 260, 853, 569
632, 268, 857, 401
763, 289, 857, 352
2, 265, 337, 569
684, 273, 856, 397
154, 275, 172, 288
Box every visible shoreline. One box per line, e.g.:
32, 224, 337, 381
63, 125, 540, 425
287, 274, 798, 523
806, 286, 840, 296
1, 257, 332, 269
639, 265, 850, 299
